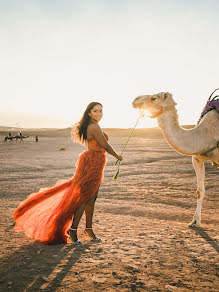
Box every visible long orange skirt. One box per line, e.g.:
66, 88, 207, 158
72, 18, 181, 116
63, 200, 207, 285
13, 150, 106, 244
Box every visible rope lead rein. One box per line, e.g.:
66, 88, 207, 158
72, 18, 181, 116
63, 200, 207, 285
113, 114, 142, 180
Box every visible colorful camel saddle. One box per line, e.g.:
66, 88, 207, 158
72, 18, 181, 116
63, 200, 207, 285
198, 92, 219, 124
198, 89, 219, 163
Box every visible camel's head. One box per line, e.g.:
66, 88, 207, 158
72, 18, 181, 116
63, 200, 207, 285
132, 92, 176, 118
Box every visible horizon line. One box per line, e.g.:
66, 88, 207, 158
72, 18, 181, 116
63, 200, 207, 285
0, 124, 195, 131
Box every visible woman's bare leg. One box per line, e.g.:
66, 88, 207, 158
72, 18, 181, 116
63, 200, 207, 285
84, 191, 99, 240
69, 201, 86, 242
69, 190, 98, 242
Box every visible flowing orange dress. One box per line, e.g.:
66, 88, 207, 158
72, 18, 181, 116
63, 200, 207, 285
13, 135, 107, 245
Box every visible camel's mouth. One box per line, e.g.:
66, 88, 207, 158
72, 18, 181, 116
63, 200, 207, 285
132, 97, 143, 109
132, 96, 149, 110
132, 101, 143, 109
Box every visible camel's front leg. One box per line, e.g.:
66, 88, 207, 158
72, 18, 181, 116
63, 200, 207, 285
188, 155, 205, 227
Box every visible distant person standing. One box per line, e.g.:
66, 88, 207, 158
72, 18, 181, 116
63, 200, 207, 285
19, 131, 23, 137
35, 135, 38, 142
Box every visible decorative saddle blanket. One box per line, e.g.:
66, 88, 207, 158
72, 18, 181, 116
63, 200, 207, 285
198, 97, 219, 124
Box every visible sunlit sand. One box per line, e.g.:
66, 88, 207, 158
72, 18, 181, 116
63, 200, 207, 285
0, 128, 218, 291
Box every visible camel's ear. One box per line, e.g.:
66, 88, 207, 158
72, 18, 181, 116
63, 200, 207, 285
164, 92, 169, 99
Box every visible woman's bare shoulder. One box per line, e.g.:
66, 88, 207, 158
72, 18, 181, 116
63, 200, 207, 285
87, 124, 102, 140
87, 123, 101, 133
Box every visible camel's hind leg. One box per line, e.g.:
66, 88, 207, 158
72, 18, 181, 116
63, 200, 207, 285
188, 155, 205, 227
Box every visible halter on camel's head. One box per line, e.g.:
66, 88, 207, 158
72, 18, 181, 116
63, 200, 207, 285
132, 92, 177, 118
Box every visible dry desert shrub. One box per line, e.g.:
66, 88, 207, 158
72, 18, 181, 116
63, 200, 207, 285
59, 147, 67, 151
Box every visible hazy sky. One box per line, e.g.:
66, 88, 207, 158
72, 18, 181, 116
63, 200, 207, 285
0, 0, 219, 128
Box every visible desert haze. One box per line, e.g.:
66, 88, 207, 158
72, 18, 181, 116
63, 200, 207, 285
0, 127, 218, 291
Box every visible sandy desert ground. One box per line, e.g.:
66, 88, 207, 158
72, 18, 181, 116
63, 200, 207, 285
0, 129, 218, 292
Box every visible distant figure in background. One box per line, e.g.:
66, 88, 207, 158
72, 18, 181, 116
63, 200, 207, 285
15, 131, 29, 142
4, 132, 14, 143
13, 101, 122, 245
35, 135, 38, 142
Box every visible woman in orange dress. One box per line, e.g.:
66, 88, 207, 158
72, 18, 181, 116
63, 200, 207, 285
13, 102, 122, 245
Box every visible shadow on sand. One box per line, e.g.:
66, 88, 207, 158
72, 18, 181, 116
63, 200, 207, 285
0, 240, 89, 292
189, 226, 219, 253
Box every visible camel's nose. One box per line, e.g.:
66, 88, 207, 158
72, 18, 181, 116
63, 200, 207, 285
132, 96, 143, 108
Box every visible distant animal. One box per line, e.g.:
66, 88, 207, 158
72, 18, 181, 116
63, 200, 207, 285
4, 136, 15, 143
132, 90, 219, 227
15, 135, 29, 143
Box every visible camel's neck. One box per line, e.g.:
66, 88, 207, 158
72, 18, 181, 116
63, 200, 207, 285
157, 109, 203, 155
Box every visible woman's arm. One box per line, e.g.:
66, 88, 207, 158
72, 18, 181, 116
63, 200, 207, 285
87, 124, 122, 160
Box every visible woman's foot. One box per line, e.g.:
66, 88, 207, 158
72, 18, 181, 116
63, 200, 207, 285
84, 228, 101, 242
67, 228, 83, 245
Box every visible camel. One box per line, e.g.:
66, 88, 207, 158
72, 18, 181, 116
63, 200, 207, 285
132, 91, 219, 227
15, 135, 29, 143
4, 136, 15, 143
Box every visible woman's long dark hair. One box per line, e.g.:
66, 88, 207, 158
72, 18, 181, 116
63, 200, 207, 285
72, 102, 103, 145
